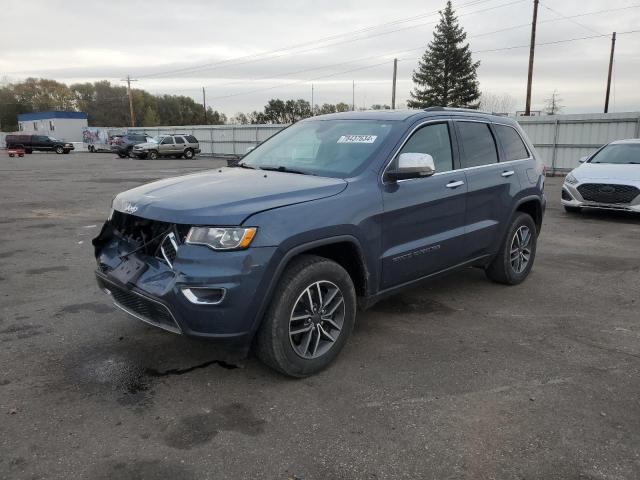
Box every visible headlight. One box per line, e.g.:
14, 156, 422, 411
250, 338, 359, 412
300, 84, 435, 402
565, 173, 578, 185
186, 227, 257, 250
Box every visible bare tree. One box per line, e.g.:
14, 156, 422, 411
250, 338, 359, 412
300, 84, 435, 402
544, 90, 564, 115
479, 92, 516, 114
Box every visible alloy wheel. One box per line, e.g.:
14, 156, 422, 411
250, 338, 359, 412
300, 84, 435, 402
510, 225, 532, 274
289, 280, 345, 359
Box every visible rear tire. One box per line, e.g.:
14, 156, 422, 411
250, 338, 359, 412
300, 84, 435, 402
485, 212, 537, 285
255, 255, 356, 377
564, 205, 581, 213
183, 148, 194, 159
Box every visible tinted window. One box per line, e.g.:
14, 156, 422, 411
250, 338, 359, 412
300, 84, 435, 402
397, 123, 453, 173
175, 136, 185, 144
494, 124, 529, 161
456, 122, 498, 168
161, 137, 173, 145
185, 135, 198, 143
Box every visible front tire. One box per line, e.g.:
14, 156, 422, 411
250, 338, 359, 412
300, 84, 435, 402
255, 255, 356, 377
147, 150, 159, 160
55, 146, 64, 154
485, 212, 537, 285
564, 205, 581, 213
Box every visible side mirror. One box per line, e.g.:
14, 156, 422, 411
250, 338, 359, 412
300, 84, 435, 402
578, 156, 588, 163
387, 153, 436, 181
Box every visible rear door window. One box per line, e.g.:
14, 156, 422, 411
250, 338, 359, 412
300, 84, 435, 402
456, 122, 498, 168
494, 124, 529, 161
175, 136, 185, 144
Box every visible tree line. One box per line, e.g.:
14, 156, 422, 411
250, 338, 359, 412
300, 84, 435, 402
0, 78, 227, 131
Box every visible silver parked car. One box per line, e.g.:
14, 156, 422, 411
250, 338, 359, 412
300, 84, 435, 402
562, 139, 640, 213
130, 134, 201, 160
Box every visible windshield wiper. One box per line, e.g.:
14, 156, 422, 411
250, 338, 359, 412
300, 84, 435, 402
237, 163, 257, 169
259, 165, 315, 175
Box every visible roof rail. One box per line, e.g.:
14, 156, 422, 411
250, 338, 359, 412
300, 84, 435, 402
424, 106, 498, 115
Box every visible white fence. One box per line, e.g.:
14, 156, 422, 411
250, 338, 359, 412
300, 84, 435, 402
4, 112, 639, 172
517, 112, 640, 173
127, 124, 285, 157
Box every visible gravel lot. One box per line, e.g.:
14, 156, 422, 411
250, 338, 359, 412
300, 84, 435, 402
1, 152, 639, 480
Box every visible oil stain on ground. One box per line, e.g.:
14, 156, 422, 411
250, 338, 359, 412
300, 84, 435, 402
92, 459, 196, 480
25, 265, 69, 275
56, 302, 113, 315
372, 293, 455, 315
0, 324, 44, 341
164, 403, 266, 450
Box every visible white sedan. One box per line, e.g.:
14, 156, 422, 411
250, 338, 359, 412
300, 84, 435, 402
561, 139, 640, 213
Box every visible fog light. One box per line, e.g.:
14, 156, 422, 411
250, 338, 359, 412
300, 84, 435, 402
182, 287, 226, 305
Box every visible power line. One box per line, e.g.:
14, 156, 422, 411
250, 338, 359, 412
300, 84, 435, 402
136, 0, 522, 79
539, 1, 601, 35
202, 28, 640, 103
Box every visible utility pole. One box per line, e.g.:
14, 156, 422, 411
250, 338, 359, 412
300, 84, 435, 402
352, 80, 355, 111
524, 0, 539, 116
311, 83, 314, 116
391, 58, 398, 109
202, 87, 207, 124
121, 75, 138, 127
604, 32, 616, 113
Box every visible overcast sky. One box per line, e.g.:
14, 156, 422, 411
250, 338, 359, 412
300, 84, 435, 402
1, 0, 639, 116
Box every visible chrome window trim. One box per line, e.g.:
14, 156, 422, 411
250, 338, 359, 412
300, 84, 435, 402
381, 118, 532, 185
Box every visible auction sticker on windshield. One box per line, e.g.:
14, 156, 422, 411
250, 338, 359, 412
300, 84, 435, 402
337, 135, 378, 144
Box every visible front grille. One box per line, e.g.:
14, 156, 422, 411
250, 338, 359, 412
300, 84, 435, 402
577, 183, 640, 204
97, 275, 181, 333
110, 211, 188, 260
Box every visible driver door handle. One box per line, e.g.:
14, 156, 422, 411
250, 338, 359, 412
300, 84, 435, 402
501, 170, 515, 177
446, 180, 465, 189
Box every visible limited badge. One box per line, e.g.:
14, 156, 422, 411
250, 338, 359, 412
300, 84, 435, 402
337, 135, 378, 144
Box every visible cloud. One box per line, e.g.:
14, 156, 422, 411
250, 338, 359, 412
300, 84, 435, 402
1, 0, 638, 115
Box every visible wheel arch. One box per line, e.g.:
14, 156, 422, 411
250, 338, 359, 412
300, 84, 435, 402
251, 235, 370, 334
514, 196, 543, 233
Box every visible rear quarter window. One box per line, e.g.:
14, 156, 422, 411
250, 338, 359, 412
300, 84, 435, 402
494, 124, 529, 161
185, 135, 198, 143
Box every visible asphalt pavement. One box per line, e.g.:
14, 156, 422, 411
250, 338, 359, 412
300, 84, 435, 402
1, 152, 639, 479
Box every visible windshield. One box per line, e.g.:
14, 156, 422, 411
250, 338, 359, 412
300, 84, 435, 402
151, 136, 164, 143
589, 143, 640, 164
240, 120, 396, 177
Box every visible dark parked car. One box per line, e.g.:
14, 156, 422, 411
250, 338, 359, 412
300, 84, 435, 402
111, 133, 153, 158
93, 108, 546, 377
5, 134, 74, 154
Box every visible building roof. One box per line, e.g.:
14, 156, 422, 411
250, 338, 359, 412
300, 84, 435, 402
18, 111, 88, 121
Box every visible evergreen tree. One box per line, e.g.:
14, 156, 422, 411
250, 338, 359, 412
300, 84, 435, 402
407, 1, 480, 109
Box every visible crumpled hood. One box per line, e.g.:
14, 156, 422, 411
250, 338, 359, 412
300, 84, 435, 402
112, 167, 348, 225
573, 163, 640, 182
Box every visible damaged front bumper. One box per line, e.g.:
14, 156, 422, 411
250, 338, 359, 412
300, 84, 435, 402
92, 214, 278, 348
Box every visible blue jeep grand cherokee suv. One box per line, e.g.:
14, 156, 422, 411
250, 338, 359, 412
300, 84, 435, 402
93, 108, 545, 377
